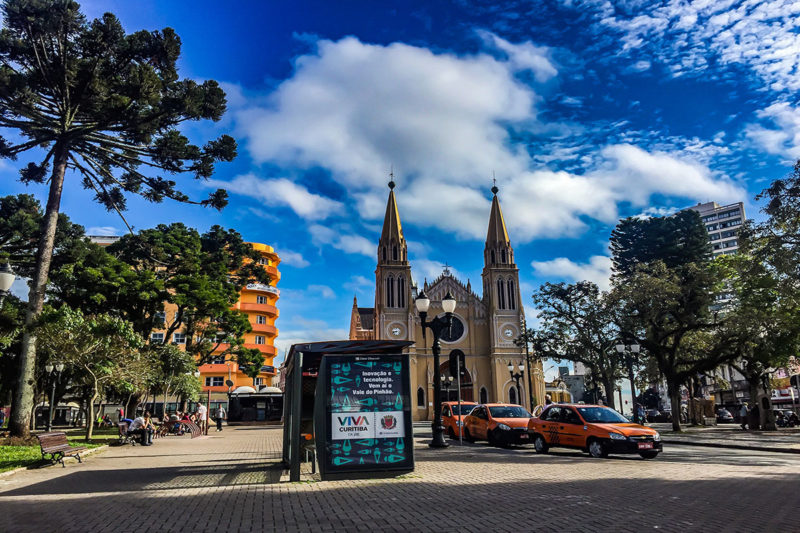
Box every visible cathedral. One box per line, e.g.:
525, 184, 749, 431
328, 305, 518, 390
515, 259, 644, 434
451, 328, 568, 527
349, 180, 546, 421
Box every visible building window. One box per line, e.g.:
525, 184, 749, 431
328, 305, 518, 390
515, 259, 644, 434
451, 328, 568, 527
205, 376, 224, 387
256, 315, 266, 325
480, 387, 488, 404
382, 247, 386, 262
386, 276, 395, 308
258, 258, 270, 265
255, 377, 264, 386
501, 249, 507, 263
491, 250, 496, 264
256, 295, 267, 304
507, 280, 516, 310
210, 356, 225, 364
254, 336, 265, 345
173, 332, 186, 344
392, 245, 398, 261
509, 386, 518, 405
497, 279, 506, 309
150, 332, 164, 343
398, 276, 406, 308
417, 387, 425, 408
154, 311, 166, 325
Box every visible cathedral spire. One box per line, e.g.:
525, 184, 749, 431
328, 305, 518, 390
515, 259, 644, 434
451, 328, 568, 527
378, 177, 407, 265
484, 184, 514, 267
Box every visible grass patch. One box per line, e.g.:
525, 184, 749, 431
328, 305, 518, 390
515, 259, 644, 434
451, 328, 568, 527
0, 427, 115, 473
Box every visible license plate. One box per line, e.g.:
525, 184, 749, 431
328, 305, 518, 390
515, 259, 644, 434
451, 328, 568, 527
638, 442, 653, 449
520, 434, 528, 439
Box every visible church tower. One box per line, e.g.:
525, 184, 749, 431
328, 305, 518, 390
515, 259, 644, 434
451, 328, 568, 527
482, 184, 523, 350
374, 178, 413, 341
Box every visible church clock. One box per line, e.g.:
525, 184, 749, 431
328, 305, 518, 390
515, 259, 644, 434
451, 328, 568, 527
441, 315, 465, 343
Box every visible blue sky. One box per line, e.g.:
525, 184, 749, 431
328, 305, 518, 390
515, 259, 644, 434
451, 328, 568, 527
4, 1, 800, 378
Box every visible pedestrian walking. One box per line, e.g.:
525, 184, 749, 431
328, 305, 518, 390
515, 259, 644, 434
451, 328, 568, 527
739, 403, 748, 430
197, 401, 208, 433
214, 405, 226, 431
117, 407, 124, 423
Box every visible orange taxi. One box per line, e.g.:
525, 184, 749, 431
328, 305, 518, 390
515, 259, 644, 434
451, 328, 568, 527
528, 404, 662, 459
462, 403, 532, 446
441, 401, 477, 439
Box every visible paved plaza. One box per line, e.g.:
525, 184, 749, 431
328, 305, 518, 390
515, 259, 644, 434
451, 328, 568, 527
0, 426, 798, 533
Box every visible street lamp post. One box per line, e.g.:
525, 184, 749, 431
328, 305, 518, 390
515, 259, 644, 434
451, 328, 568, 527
0, 263, 15, 305
45, 362, 65, 431
441, 374, 454, 402
616, 343, 641, 424
415, 290, 457, 448
507, 362, 525, 405
519, 317, 535, 412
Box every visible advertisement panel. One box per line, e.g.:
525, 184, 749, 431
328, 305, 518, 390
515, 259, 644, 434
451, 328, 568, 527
317, 353, 414, 477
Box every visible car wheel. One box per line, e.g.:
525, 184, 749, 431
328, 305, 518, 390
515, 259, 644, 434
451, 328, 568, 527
464, 428, 474, 443
588, 439, 608, 458
639, 451, 659, 459
533, 434, 549, 454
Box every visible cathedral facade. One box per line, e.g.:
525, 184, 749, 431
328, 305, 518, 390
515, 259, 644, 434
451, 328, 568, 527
349, 181, 546, 421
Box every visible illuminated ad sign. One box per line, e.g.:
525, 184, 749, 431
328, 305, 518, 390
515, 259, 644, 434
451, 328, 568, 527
320, 354, 413, 476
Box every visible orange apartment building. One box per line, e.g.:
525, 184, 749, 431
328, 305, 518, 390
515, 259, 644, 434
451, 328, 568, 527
89, 237, 281, 409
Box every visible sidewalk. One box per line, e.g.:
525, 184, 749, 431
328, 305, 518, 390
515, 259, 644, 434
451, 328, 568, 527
651, 423, 800, 453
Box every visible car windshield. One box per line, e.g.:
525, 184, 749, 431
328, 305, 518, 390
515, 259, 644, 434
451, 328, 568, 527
489, 405, 531, 418
456, 404, 477, 415
576, 407, 630, 423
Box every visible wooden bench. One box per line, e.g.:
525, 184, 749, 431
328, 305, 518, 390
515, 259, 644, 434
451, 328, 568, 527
36, 432, 87, 467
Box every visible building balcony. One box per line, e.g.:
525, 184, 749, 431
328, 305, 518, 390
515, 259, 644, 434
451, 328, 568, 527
245, 343, 277, 356
239, 302, 278, 316
251, 322, 278, 336
244, 282, 280, 297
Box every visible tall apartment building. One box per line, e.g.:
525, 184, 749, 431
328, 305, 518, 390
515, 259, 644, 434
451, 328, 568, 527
688, 201, 746, 256
89, 236, 280, 409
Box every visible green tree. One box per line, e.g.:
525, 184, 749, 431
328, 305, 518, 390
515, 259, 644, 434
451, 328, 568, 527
236, 347, 265, 387
36, 306, 143, 440
530, 281, 624, 410
0, 1, 236, 437
610, 211, 724, 431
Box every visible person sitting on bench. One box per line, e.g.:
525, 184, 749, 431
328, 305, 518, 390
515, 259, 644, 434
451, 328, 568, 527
127, 411, 155, 446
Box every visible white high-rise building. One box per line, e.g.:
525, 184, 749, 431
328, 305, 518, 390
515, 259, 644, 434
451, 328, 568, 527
688, 201, 746, 256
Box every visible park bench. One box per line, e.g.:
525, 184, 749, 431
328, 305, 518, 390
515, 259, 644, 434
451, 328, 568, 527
36, 432, 86, 467
180, 420, 202, 438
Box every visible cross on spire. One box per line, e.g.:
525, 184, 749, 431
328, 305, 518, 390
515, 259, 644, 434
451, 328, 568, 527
388, 165, 395, 190
491, 171, 498, 195
442, 262, 452, 276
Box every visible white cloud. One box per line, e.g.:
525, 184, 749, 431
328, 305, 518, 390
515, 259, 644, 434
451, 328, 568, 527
309, 224, 373, 257
532, 255, 613, 291
308, 284, 335, 299
745, 102, 800, 160
214, 174, 343, 221
10, 277, 28, 300
478, 30, 558, 82
277, 248, 309, 268
344, 275, 373, 294
568, 0, 800, 92
274, 320, 349, 362
86, 226, 118, 236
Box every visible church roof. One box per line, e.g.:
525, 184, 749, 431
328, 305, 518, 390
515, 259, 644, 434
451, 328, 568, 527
380, 183, 404, 244
486, 189, 510, 245
357, 307, 375, 330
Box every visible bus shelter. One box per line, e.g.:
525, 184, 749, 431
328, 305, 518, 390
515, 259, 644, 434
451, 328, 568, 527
282, 340, 414, 481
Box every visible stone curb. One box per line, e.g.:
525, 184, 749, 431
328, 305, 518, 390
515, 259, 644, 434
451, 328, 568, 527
663, 439, 800, 455
0, 444, 109, 479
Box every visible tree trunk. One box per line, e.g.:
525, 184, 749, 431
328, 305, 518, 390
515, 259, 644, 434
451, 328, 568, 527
9, 144, 68, 438
668, 379, 682, 432
601, 376, 616, 410
86, 387, 98, 441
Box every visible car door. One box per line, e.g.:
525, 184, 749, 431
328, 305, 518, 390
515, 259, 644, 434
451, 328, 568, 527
540, 406, 562, 446
442, 404, 452, 432
558, 407, 585, 448
474, 407, 490, 439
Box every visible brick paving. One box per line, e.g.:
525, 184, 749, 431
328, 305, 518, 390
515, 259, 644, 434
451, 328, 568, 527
0, 425, 798, 532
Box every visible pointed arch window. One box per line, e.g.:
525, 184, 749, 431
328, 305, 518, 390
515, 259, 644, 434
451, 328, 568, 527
417, 387, 425, 408
497, 278, 506, 309
386, 276, 395, 307
490, 250, 496, 264
480, 387, 488, 404
397, 276, 406, 308
501, 249, 507, 263
392, 245, 398, 261
382, 247, 387, 262
507, 280, 516, 310
509, 386, 518, 405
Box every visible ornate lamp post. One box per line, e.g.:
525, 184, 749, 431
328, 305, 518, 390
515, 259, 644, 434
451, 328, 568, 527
507, 362, 525, 405
45, 362, 65, 431
615, 343, 641, 423
415, 290, 457, 448
441, 374, 454, 402
0, 263, 15, 304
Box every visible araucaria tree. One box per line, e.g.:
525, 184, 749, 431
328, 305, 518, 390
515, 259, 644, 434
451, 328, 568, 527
0, 0, 236, 437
